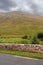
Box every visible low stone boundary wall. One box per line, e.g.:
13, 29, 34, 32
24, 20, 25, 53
0, 44, 43, 54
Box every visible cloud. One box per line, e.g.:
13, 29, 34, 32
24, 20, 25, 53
0, 0, 17, 12
0, 0, 43, 15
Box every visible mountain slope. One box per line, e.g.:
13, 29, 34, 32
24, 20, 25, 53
0, 11, 43, 38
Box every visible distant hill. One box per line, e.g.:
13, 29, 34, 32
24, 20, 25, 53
0, 11, 43, 38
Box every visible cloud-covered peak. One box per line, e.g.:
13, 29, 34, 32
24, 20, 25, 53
0, 0, 43, 15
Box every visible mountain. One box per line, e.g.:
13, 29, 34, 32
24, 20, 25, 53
0, 11, 43, 38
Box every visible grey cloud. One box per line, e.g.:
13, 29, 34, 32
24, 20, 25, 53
0, 0, 43, 15
25, 0, 43, 15
0, 0, 17, 11
14, 0, 43, 15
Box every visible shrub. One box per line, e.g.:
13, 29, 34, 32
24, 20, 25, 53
22, 35, 28, 39
31, 36, 39, 44
22, 39, 29, 44
37, 33, 43, 41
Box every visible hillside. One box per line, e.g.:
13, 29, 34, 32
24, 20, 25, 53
0, 11, 43, 38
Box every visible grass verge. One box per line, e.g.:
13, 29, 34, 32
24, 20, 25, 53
0, 49, 43, 59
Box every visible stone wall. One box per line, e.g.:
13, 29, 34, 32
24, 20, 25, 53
0, 44, 43, 54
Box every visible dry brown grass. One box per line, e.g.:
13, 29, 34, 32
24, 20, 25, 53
0, 11, 43, 38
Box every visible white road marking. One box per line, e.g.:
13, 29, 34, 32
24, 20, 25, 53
14, 55, 39, 60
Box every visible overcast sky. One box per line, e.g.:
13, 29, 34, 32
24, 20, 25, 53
0, 0, 43, 15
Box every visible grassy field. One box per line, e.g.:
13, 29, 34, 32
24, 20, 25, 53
0, 49, 43, 59
0, 38, 31, 44
0, 37, 42, 44
0, 11, 43, 43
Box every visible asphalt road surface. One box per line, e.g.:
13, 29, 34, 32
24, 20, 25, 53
0, 54, 43, 65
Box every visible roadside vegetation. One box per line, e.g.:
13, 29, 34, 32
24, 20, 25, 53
0, 49, 43, 59
0, 33, 43, 44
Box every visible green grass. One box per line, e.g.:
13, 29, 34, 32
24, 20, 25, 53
0, 49, 43, 59
0, 38, 31, 44
0, 37, 43, 44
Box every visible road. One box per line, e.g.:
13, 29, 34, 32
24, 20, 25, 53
0, 54, 43, 65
